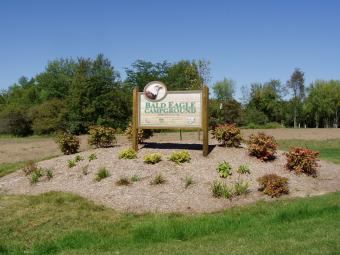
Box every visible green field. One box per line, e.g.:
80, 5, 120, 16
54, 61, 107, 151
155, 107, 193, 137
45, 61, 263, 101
0, 191, 339, 254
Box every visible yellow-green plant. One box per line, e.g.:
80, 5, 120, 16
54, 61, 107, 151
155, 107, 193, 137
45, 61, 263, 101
169, 151, 191, 164
144, 153, 162, 164
217, 161, 232, 178
118, 148, 137, 159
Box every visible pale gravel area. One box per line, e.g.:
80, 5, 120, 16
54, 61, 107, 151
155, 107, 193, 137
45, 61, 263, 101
1, 138, 340, 214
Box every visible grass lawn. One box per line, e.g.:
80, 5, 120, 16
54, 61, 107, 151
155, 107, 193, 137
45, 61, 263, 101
278, 139, 340, 164
0, 191, 339, 254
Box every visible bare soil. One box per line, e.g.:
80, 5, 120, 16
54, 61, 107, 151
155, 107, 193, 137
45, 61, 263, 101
1, 137, 340, 214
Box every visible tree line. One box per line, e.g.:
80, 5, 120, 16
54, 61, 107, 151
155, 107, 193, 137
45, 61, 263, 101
0, 54, 339, 136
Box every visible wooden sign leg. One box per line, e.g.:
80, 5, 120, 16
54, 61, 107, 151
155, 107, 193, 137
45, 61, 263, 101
202, 86, 209, 156
132, 87, 139, 151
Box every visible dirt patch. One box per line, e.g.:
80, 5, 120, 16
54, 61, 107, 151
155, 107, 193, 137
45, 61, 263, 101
1, 138, 340, 214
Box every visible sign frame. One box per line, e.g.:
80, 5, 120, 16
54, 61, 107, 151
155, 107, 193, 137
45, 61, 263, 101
132, 84, 209, 156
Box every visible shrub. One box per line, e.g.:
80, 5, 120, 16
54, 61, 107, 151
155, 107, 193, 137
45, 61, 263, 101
46, 169, 53, 180
169, 151, 191, 164
125, 122, 153, 143
237, 164, 250, 174
234, 180, 249, 195
212, 123, 242, 147
144, 153, 162, 164
88, 153, 97, 161
150, 173, 166, 185
247, 132, 278, 161
285, 147, 319, 177
257, 174, 289, 198
217, 161, 232, 178
88, 125, 116, 148
131, 175, 141, 182
56, 133, 80, 155
23, 160, 38, 176
95, 167, 110, 181
118, 148, 137, 159
74, 155, 84, 162
68, 159, 76, 168
184, 176, 194, 188
30, 169, 43, 184
116, 176, 131, 186
211, 181, 232, 199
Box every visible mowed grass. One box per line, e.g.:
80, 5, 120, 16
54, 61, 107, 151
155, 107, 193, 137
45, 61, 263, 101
0, 191, 339, 254
278, 139, 340, 164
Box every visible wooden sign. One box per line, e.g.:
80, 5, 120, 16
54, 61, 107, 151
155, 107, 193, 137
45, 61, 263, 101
132, 81, 209, 156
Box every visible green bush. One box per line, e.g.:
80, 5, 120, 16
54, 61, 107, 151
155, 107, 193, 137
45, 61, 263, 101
217, 161, 232, 178
74, 155, 84, 162
257, 174, 289, 197
0, 106, 32, 136
95, 167, 110, 181
184, 176, 194, 188
88, 153, 97, 161
88, 125, 116, 148
30, 169, 43, 184
68, 159, 76, 168
247, 132, 278, 161
131, 175, 141, 182
285, 147, 319, 177
144, 153, 162, 164
56, 133, 80, 155
211, 181, 232, 199
169, 151, 191, 164
118, 148, 137, 159
212, 123, 242, 147
234, 180, 249, 195
125, 122, 153, 144
237, 164, 250, 174
150, 173, 166, 185
46, 169, 53, 180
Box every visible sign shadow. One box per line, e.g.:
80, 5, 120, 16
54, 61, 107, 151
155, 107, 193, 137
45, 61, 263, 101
142, 142, 215, 155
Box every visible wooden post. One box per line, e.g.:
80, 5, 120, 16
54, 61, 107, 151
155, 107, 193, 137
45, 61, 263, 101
179, 130, 182, 141
202, 86, 209, 156
132, 87, 139, 151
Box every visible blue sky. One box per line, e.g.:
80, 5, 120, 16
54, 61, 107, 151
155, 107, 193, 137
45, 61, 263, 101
1, 0, 340, 98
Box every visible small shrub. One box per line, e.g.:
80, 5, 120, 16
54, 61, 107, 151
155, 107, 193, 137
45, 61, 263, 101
212, 123, 242, 147
46, 169, 53, 180
131, 175, 141, 182
169, 151, 191, 164
150, 173, 166, 185
257, 174, 289, 198
82, 165, 89, 175
118, 148, 137, 159
74, 155, 84, 162
217, 161, 232, 178
184, 176, 194, 188
285, 147, 319, 177
116, 176, 131, 186
211, 181, 232, 199
68, 159, 76, 168
125, 122, 153, 143
234, 180, 249, 195
237, 164, 250, 174
56, 133, 80, 155
95, 167, 110, 181
88, 125, 116, 148
30, 169, 43, 184
247, 132, 278, 161
23, 160, 38, 176
144, 153, 162, 164
88, 153, 97, 161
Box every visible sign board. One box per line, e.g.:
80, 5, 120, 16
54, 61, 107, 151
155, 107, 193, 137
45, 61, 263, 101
132, 81, 209, 156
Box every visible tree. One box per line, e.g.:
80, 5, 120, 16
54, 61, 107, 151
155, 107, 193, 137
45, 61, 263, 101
287, 68, 305, 128
212, 78, 235, 101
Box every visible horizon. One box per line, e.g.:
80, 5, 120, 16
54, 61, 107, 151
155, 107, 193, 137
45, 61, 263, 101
1, 0, 340, 98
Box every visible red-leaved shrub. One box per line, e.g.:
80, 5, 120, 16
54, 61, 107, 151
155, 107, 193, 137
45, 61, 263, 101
212, 123, 242, 147
257, 174, 289, 197
247, 132, 278, 161
285, 147, 319, 177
